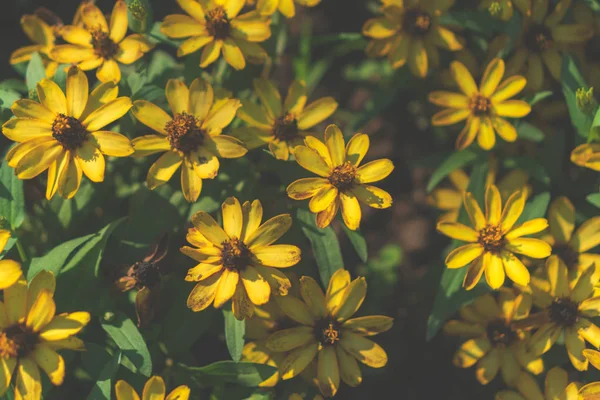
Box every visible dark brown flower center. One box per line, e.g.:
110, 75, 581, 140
0, 324, 39, 358
585, 36, 600, 64
524, 24, 553, 53
329, 161, 357, 191
91, 30, 119, 59
314, 318, 342, 346
470, 94, 491, 116
486, 319, 517, 346
554, 245, 580, 270
272, 113, 298, 142
478, 224, 504, 253
549, 297, 579, 327
205, 6, 230, 40
165, 112, 205, 154
221, 237, 252, 271
52, 113, 89, 150
404, 9, 432, 36
132, 261, 161, 287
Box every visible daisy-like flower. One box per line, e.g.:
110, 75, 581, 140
50, 0, 154, 83
362, 0, 462, 77
0, 271, 90, 399
255, 0, 321, 18
429, 58, 531, 151
161, 0, 271, 70
495, 367, 580, 400
183, 197, 301, 320
571, 143, 600, 172
503, 0, 593, 92
231, 79, 338, 160
444, 290, 543, 387
287, 124, 394, 230
115, 376, 190, 400
130, 78, 246, 203
10, 14, 59, 78
437, 184, 551, 290
480, 0, 530, 22
2, 66, 134, 200
265, 270, 392, 397
523, 259, 600, 371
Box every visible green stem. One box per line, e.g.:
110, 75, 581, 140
15, 239, 27, 262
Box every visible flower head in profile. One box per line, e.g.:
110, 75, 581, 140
232, 79, 338, 160
495, 367, 580, 400
131, 78, 246, 203
161, 0, 271, 70
522, 259, 600, 371
429, 58, 531, 151
183, 197, 301, 320
444, 290, 543, 387
503, 0, 593, 92
437, 185, 551, 290
115, 376, 190, 400
265, 270, 392, 397
10, 13, 60, 78
2, 66, 134, 199
287, 125, 394, 230
362, 0, 462, 77
50, 0, 154, 83
0, 271, 90, 399
571, 143, 600, 172
480, 0, 530, 21
255, 0, 321, 18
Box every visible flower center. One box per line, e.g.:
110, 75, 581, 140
221, 237, 252, 271
524, 24, 553, 53
549, 297, 579, 327
554, 245, 580, 270
0, 324, 39, 358
314, 319, 341, 346
91, 30, 119, 59
486, 319, 517, 346
404, 9, 432, 36
132, 261, 161, 287
470, 94, 491, 116
205, 6, 230, 40
478, 224, 504, 253
585, 36, 600, 64
328, 161, 357, 191
164, 112, 205, 155
52, 113, 89, 150
272, 113, 299, 142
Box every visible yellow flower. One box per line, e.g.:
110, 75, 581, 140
182, 197, 301, 319
571, 143, 600, 172
480, 0, 531, 21
10, 14, 59, 78
255, 0, 321, 18
522, 259, 600, 371
437, 184, 551, 290
50, 0, 154, 83
265, 270, 392, 397
362, 0, 462, 77
287, 124, 394, 230
429, 58, 531, 151
115, 376, 190, 400
131, 78, 246, 203
0, 259, 22, 291
495, 367, 580, 400
231, 79, 338, 160
503, 0, 593, 92
2, 66, 134, 200
444, 290, 543, 386
0, 271, 90, 399
579, 381, 600, 400
161, 0, 271, 70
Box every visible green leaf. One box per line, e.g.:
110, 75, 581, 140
100, 311, 152, 377
426, 149, 481, 192
223, 309, 245, 362
0, 159, 25, 230
26, 234, 93, 279
426, 162, 489, 341
297, 208, 343, 287
0, 89, 21, 111
524, 91, 553, 106
342, 225, 368, 263
86, 352, 121, 400
561, 54, 593, 138
124, 0, 153, 33
582, 0, 600, 12
516, 192, 551, 224
515, 121, 545, 142
439, 11, 502, 34
178, 361, 277, 387
25, 52, 45, 93
587, 193, 600, 208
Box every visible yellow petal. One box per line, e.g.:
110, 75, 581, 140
190, 210, 229, 246
206, 136, 247, 158
571, 266, 597, 303
109, 0, 129, 43
362, 17, 397, 39
176, 0, 205, 21
451, 60, 478, 96
565, 328, 588, 371
82, 97, 132, 132
238, 98, 272, 129
342, 316, 393, 336
266, 326, 314, 351
57, 154, 83, 199
502, 251, 530, 286
232, 282, 255, 320
453, 337, 491, 367
279, 342, 319, 379
25, 289, 56, 332
50, 45, 96, 63
336, 345, 362, 387
241, 199, 263, 243
223, 38, 246, 70
222, 197, 243, 239
345, 133, 369, 167
324, 124, 346, 167
431, 25, 463, 51
147, 151, 182, 190
160, 14, 206, 38
39, 311, 90, 341
177, 35, 212, 57
579, 382, 600, 400
76, 141, 105, 182
528, 323, 561, 356
299, 276, 327, 318
253, 245, 301, 268
340, 191, 361, 231
326, 269, 350, 314
477, 116, 496, 150
15, 142, 63, 179
96, 59, 121, 83
184, 262, 223, 282
479, 58, 505, 97
2, 118, 53, 143
356, 159, 394, 184
505, 238, 552, 259
570, 217, 600, 253
483, 252, 505, 289
31, 344, 64, 386
37, 78, 67, 115
252, 78, 282, 119
436, 221, 479, 242
166, 79, 189, 115
339, 332, 387, 368
316, 199, 339, 229
186, 272, 221, 312
491, 76, 527, 103
464, 192, 486, 230
292, 146, 330, 177
210, 265, 236, 308
0, 358, 16, 397
80, 82, 119, 121
275, 294, 315, 326
246, 214, 291, 248
65, 66, 89, 120
494, 100, 531, 118
297, 98, 338, 130
165, 386, 190, 400
115, 380, 141, 400
15, 359, 41, 400
463, 257, 485, 290
283, 80, 307, 115
0, 260, 23, 290
11, 100, 55, 123
431, 108, 471, 126
333, 277, 366, 321
505, 218, 548, 240
475, 347, 500, 384
309, 185, 338, 213
202, 99, 241, 135
132, 135, 171, 157
351, 185, 392, 209
199, 40, 222, 68
317, 345, 340, 397
485, 184, 502, 225
445, 244, 484, 269
408, 39, 428, 78
492, 117, 517, 143
548, 196, 575, 245
428, 91, 470, 108
89, 131, 134, 157
499, 189, 526, 232
81, 2, 109, 31
287, 178, 330, 200
181, 159, 202, 202
241, 265, 270, 305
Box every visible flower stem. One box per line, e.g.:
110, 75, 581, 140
15, 239, 28, 262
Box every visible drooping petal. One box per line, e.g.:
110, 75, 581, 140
146, 151, 182, 190
186, 272, 221, 312
31, 345, 64, 386
213, 269, 239, 308
241, 265, 271, 305
75, 141, 106, 183
279, 341, 319, 379
317, 346, 340, 397
15, 359, 41, 400
501, 251, 530, 287
484, 252, 505, 289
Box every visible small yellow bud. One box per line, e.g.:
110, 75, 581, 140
488, 2, 503, 17
576, 87, 597, 115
